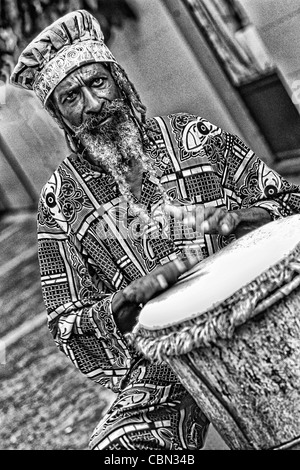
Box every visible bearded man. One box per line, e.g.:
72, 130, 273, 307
11, 10, 300, 450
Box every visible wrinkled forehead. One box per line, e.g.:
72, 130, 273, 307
50, 62, 116, 106
56, 63, 110, 89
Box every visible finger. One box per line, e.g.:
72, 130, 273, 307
155, 258, 190, 286
124, 263, 178, 305
183, 211, 196, 228
123, 257, 198, 305
217, 211, 239, 235
123, 275, 167, 305
194, 205, 205, 232
203, 210, 239, 235
201, 208, 227, 233
163, 203, 185, 220
164, 203, 203, 230
181, 254, 199, 271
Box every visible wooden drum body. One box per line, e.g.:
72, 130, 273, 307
132, 215, 300, 450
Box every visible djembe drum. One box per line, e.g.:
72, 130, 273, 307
132, 215, 300, 450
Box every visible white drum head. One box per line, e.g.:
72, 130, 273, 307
138, 215, 300, 330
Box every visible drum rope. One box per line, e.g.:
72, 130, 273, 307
131, 247, 300, 361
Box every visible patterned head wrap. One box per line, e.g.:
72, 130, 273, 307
10, 10, 117, 106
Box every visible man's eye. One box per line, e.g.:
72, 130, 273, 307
65, 92, 77, 103
92, 77, 105, 87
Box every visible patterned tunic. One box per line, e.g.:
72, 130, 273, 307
37, 113, 300, 450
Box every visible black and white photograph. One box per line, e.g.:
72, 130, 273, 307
0, 0, 299, 454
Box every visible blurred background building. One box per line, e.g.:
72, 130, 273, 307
1, 0, 300, 213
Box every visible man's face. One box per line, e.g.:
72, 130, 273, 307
52, 62, 121, 129
51, 61, 145, 185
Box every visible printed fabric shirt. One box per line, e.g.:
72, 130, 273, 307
37, 113, 300, 393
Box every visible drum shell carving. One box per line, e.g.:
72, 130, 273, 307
167, 289, 300, 450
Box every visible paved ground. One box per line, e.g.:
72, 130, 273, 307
0, 211, 228, 450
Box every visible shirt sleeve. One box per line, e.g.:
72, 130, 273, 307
37, 198, 134, 393
220, 132, 300, 219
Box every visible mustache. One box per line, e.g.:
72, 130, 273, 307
74, 99, 130, 136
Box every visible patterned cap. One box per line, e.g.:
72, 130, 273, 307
10, 10, 117, 105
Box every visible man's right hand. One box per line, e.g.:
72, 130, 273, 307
111, 256, 199, 334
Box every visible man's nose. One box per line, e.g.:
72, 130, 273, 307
82, 88, 104, 115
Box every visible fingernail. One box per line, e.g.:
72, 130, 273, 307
185, 254, 199, 268
221, 223, 229, 234
173, 258, 187, 273
156, 274, 168, 290
183, 216, 196, 227
201, 221, 209, 233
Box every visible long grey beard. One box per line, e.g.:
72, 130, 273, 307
74, 99, 146, 179
74, 99, 159, 222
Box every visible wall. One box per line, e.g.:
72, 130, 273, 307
108, 0, 242, 133
0, 85, 69, 211
241, 0, 300, 96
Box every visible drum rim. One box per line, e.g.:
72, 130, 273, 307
131, 242, 300, 361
